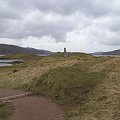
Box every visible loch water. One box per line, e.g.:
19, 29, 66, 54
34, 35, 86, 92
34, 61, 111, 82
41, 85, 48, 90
0, 60, 21, 67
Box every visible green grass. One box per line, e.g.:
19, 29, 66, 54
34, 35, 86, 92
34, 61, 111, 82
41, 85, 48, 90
29, 58, 108, 119
0, 54, 42, 60
0, 53, 119, 120
49, 52, 92, 58
0, 103, 13, 120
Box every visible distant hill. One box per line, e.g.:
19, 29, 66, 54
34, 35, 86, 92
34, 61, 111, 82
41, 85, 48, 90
91, 52, 103, 55
0, 44, 51, 55
91, 49, 120, 55
103, 49, 120, 55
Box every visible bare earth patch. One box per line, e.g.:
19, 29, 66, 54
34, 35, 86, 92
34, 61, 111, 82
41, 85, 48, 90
0, 89, 25, 98
0, 89, 64, 120
10, 96, 64, 120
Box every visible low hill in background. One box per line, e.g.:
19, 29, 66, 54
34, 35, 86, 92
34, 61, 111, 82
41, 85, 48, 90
0, 44, 51, 55
103, 49, 120, 55
92, 49, 120, 55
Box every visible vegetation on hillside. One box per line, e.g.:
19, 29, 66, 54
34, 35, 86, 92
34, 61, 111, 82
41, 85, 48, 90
29, 56, 111, 120
0, 54, 42, 60
0, 53, 120, 120
0, 44, 51, 55
0, 103, 13, 120
30, 62, 106, 104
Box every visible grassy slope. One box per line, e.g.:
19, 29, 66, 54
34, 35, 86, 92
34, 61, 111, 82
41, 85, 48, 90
0, 53, 88, 88
0, 53, 120, 120
29, 55, 120, 120
0, 103, 13, 120
29, 56, 113, 120
0, 54, 42, 59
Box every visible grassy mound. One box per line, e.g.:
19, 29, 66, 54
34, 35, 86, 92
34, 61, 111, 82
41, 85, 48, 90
28, 56, 120, 120
29, 57, 110, 119
1, 52, 120, 120
49, 52, 92, 58
30, 64, 106, 104
0, 52, 92, 88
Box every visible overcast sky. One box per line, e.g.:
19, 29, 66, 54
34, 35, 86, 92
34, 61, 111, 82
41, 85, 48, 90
0, 0, 120, 52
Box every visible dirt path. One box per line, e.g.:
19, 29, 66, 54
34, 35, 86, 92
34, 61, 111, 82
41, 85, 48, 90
0, 89, 64, 120
0, 89, 25, 98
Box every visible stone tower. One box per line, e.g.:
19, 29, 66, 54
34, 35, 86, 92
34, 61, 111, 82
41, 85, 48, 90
64, 48, 67, 57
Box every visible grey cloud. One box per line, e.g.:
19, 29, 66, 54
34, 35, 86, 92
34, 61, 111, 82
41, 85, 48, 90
108, 18, 120, 32
4, 22, 73, 41
0, 0, 20, 19
7, 0, 120, 17
0, 0, 120, 46
26, 23, 73, 41
24, 0, 120, 17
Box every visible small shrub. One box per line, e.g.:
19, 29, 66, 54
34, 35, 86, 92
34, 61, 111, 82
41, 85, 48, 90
13, 69, 18, 73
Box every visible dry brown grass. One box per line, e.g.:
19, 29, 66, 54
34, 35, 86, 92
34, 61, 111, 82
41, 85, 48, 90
67, 57, 120, 120
0, 54, 120, 120
0, 56, 83, 88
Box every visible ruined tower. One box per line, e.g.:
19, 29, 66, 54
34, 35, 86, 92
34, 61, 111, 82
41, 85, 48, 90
64, 48, 68, 57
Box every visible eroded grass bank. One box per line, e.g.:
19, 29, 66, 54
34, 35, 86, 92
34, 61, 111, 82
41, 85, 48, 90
29, 57, 111, 120
0, 53, 120, 120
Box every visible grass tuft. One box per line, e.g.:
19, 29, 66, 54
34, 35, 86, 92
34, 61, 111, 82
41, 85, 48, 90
0, 103, 14, 120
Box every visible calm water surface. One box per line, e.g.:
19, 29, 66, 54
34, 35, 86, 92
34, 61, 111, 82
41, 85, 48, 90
0, 59, 21, 67
0, 63, 12, 67
0, 60, 19, 63
94, 55, 120, 57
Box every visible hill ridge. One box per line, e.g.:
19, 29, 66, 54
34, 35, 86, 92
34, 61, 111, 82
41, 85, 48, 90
91, 49, 120, 55
0, 44, 51, 55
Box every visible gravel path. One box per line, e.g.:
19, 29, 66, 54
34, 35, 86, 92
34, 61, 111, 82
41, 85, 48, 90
0, 89, 64, 120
